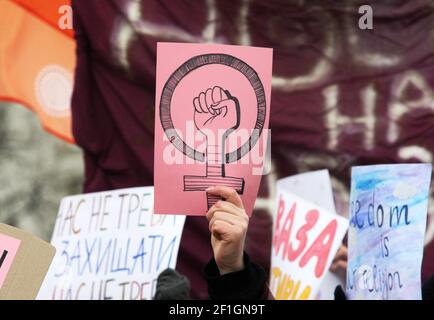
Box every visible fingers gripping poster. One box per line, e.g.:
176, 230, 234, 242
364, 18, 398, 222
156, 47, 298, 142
154, 42, 273, 216
346, 164, 432, 300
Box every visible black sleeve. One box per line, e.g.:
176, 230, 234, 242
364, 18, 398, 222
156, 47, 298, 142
422, 274, 434, 300
334, 285, 347, 300
203, 252, 268, 300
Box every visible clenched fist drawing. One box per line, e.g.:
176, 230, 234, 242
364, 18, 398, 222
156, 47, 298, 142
193, 86, 240, 136
186, 86, 244, 209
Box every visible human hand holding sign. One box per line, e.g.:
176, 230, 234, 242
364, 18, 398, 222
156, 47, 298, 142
330, 244, 347, 274
206, 186, 249, 275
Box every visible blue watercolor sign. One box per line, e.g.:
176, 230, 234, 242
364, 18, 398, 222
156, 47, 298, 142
347, 163, 432, 300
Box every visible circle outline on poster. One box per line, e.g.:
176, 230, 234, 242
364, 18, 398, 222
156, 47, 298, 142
160, 53, 266, 163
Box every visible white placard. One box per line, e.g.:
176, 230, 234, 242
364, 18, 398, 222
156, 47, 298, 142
37, 187, 186, 300
270, 185, 348, 300
277, 170, 345, 299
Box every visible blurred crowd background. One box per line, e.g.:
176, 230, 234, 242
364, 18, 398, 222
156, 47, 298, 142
0, 102, 82, 239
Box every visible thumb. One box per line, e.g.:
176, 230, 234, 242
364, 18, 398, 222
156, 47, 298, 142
211, 104, 227, 117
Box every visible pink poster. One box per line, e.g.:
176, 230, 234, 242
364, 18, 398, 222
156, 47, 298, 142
0, 233, 21, 288
154, 42, 273, 216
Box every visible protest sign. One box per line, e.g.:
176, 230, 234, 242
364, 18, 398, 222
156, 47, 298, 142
0, 223, 55, 300
37, 187, 186, 300
347, 163, 432, 300
278, 170, 345, 300
270, 185, 348, 300
277, 170, 337, 214
154, 42, 273, 216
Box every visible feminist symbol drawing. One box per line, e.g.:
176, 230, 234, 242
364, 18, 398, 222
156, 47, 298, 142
160, 53, 267, 209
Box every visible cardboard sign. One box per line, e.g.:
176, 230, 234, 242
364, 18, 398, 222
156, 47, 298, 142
154, 42, 273, 216
37, 187, 186, 300
270, 187, 348, 300
278, 170, 345, 300
346, 163, 432, 300
0, 223, 55, 300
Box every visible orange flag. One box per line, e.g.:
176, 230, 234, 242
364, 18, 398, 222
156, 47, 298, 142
0, 0, 75, 143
